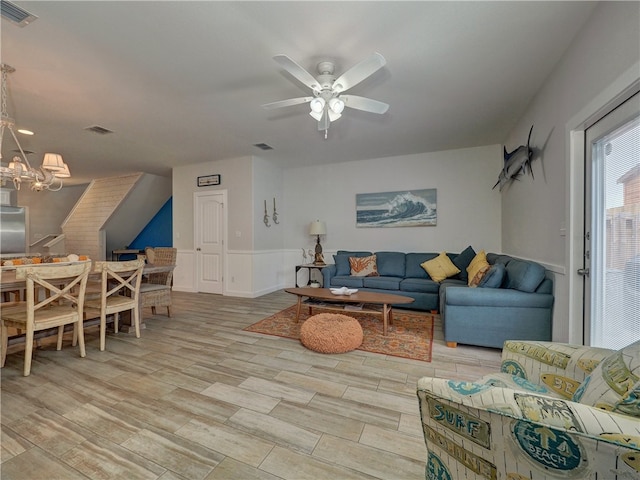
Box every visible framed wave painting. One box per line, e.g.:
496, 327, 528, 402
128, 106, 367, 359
356, 189, 437, 228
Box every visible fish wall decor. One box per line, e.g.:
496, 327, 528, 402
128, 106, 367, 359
493, 125, 534, 191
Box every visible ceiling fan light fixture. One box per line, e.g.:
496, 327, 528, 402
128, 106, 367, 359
264, 53, 388, 139
309, 110, 323, 121
328, 110, 342, 122
329, 97, 344, 114
310, 97, 325, 113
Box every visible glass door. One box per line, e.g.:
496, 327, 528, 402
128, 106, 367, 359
584, 93, 640, 349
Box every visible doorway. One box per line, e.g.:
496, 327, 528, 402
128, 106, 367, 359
583, 93, 639, 349
194, 191, 226, 294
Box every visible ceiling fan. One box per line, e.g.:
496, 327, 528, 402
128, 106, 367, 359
262, 53, 389, 138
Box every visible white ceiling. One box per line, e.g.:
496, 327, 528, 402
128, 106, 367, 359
1, 1, 598, 185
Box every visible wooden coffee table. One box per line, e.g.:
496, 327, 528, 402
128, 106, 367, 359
285, 287, 414, 335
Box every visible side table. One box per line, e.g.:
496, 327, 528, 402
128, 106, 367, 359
112, 249, 143, 261
295, 263, 326, 287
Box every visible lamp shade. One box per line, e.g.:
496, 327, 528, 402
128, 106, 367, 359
54, 162, 71, 178
309, 220, 327, 236
41, 153, 65, 171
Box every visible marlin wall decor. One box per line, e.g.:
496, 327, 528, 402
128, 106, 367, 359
493, 125, 534, 191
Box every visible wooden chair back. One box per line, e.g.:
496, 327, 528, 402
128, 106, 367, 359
1, 260, 91, 376
86, 259, 145, 351
93, 258, 145, 305
16, 260, 92, 324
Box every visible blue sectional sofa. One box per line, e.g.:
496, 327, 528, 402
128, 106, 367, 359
322, 250, 554, 349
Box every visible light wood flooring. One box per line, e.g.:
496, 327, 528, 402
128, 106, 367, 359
1, 289, 502, 480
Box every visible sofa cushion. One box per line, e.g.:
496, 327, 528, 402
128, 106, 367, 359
330, 275, 364, 288
487, 253, 512, 266
452, 245, 476, 282
400, 278, 440, 294
478, 263, 506, 288
375, 251, 406, 277
334, 251, 372, 276
349, 255, 379, 277
363, 276, 401, 290
573, 340, 640, 418
467, 250, 490, 286
406, 253, 438, 279
421, 252, 460, 282
505, 259, 546, 293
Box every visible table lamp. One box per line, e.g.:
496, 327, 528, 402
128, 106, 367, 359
309, 220, 327, 265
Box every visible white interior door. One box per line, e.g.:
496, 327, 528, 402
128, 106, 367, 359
194, 191, 226, 294
584, 93, 639, 348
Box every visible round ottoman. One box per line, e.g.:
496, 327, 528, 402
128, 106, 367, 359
299, 313, 363, 354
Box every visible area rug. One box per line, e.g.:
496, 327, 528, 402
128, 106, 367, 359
244, 305, 434, 362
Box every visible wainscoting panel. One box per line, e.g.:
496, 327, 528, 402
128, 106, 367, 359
252, 249, 286, 297
225, 250, 254, 297
173, 250, 197, 292
175, 249, 335, 298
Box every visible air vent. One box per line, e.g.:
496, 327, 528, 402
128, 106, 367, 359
1, 0, 38, 27
85, 125, 113, 135
253, 143, 273, 151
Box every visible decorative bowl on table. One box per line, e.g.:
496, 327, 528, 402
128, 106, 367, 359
330, 287, 358, 296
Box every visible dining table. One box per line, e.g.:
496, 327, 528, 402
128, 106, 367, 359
0, 262, 176, 334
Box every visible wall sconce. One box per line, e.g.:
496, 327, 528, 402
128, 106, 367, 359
263, 200, 271, 227
272, 197, 279, 224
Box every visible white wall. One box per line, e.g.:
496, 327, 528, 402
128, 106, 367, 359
173, 155, 288, 295
252, 157, 284, 251
502, 2, 640, 342
282, 145, 502, 256
172, 155, 253, 251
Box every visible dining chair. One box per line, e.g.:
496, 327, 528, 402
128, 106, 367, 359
139, 247, 176, 318
1, 260, 92, 376
84, 259, 145, 351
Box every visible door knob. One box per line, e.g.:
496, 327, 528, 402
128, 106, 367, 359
577, 268, 589, 276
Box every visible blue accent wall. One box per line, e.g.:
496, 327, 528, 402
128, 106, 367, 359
129, 197, 173, 249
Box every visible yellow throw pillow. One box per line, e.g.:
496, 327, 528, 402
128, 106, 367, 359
420, 252, 460, 282
349, 255, 379, 277
467, 250, 491, 286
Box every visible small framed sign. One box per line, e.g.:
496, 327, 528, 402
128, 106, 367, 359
197, 174, 221, 187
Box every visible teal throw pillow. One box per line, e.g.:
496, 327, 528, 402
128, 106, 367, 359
505, 259, 546, 292
453, 246, 476, 282
478, 263, 505, 288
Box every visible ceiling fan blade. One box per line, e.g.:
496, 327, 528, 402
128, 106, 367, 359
332, 52, 386, 94
340, 95, 389, 114
273, 55, 320, 92
261, 97, 313, 110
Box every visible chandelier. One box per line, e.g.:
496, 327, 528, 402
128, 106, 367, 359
0, 64, 70, 191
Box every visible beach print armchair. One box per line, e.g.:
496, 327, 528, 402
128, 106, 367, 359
417, 339, 640, 479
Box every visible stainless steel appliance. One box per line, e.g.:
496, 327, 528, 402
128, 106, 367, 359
0, 205, 27, 254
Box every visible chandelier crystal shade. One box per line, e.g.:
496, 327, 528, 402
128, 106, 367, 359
0, 64, 70, 191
